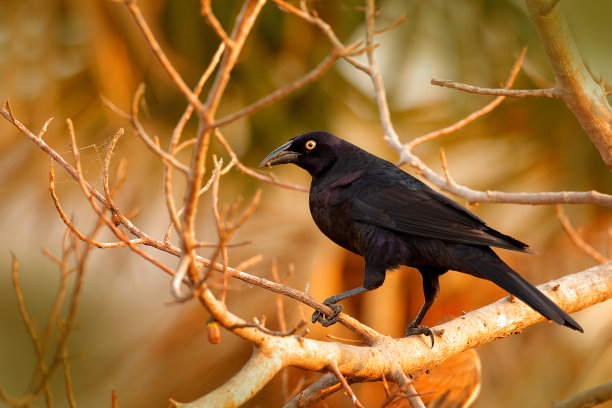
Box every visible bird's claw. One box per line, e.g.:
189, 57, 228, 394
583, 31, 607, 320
311, 303, 343, 327
405, 325, 435, 348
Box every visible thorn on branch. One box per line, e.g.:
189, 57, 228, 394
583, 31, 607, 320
38, 117, 55, 138
439, 148, 456, 186
1, 100, 15, 122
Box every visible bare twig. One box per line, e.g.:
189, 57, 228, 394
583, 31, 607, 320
127, 85, 190, 174
61, 346, 76, 408
272, 261, 291, 403
200, 0, 234, 47
10, 254, 53, 404
214, 130, 308, 191
431, 78, 557, 98
439, 148, 456, 186
389, 369, 425, 408
208, 53, 337, 131
162, 43, 227, 242
49, 162, 145, 249
284, 374, 342, 408
229, 319, 307, 337
329, 361, 365, 408
552, 379, 612, 408
122, 0, 203, 112
556, 205, 609, 263
180, 1, 266, 292
409, 47, 528, 150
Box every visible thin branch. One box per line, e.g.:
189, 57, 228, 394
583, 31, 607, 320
208, 53, 338, 131
214, 130, 308, 191
439, 148, 456, 186
103, 128, 126, 215
552, 379, 612, 408
126, 85, 190, 174
10, 254, 53, 403
122, 0, 203, 112
200, 0, 234, 47
374, 13, 408, 35
229, 319, 307, 337
431, 78, 557, 98
388, 369, 425, 408
556, 205, 609, 263
273, 0, 371, 73
180, 0, 266, 285
203, 0, 267, 116
66, 120, 177, 277
408, 47, 528, 150
162, 43, 227, 242
272, 261, 291, 403
364, 0, 403, 151
329, 361, 365, 408
284, 374, 343, 408
49, 161, 145, 249
61, 346, 76, 408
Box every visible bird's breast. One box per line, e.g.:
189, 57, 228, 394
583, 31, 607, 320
309, 186, 362, 255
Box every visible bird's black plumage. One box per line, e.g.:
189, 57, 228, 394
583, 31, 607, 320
260, 131, 582, 343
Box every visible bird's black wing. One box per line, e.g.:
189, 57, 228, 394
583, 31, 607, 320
349, 182, 530, 252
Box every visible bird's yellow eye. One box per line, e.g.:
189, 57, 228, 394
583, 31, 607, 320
305, 140, 316, 150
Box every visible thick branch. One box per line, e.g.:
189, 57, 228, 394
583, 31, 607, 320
179, 261, 612, 407
526, 0, 612, 170
174, 348, 284, 408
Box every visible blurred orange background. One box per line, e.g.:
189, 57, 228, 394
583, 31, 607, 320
1, 1, 611, 407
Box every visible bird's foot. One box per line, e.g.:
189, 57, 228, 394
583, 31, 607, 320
405, 325, 435, 348
311, 302, 344, 327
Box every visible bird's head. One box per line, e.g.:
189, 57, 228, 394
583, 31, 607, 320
259, 131, 341, 176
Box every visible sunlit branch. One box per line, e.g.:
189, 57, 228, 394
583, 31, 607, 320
408, 47, 528, 150
431, 78, 557, 98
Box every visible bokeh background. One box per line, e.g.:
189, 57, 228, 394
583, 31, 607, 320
1, 0, 611, 407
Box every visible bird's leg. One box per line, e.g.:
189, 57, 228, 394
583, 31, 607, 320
405, 269, 441, 347
311, 286, 369, 327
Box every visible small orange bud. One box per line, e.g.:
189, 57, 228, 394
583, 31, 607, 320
207, 321, 221, 344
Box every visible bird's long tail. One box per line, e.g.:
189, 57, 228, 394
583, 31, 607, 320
464, 248, 583, 333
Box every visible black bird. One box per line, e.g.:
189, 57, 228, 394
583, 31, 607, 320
260, 131, 582, 344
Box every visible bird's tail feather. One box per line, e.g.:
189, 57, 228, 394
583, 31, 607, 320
467, 252, 583, 333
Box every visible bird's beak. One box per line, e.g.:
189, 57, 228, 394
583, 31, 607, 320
259, 140, 300, 168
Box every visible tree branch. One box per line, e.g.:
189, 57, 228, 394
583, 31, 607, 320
526, 0, 612, 170
552, 379, 612, 408
177, 261, 612, 407
431, 78, 557, 98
